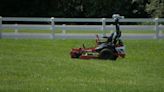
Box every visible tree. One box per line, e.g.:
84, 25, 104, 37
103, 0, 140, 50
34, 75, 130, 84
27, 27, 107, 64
131, 0, 149, 18
146, 0, 164, 18
82, 0, 134, 18
0, 0, 151, 18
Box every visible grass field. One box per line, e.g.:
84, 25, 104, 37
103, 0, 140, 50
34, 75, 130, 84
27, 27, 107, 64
0, 39, 164, 92
2, 29, 164, 34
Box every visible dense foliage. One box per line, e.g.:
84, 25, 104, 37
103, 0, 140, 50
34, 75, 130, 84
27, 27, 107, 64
146, 0, 164, 17
0, 0, 163, 18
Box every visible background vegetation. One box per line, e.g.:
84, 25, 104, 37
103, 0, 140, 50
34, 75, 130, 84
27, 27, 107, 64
0, 0, 164, 18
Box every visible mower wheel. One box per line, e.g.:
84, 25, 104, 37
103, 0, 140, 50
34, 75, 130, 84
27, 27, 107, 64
99, 49, 117, 60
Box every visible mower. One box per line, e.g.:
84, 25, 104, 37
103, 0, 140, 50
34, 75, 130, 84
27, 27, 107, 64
70, 14, 125, 60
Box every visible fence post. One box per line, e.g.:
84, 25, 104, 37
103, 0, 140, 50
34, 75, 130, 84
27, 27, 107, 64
62, 24, 66, 40
62, 24, 66, 34
101, 18, 106, 36
51, 17, 55, 39
14, 24, 18, 39
0, 16, 2, 39
14, 24, 18, 34
154, 18, 159, 39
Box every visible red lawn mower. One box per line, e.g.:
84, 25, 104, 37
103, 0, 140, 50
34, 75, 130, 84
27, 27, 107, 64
70, 14, 125, 60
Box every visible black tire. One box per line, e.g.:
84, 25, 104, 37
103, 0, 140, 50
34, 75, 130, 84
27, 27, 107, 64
99, 49, 117, 60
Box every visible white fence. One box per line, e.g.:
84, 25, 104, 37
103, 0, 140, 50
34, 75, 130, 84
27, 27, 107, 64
0, 17, 164, 39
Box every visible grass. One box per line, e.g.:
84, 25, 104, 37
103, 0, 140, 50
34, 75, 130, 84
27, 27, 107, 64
0, 39, 164, 92
2, 29, 163, 34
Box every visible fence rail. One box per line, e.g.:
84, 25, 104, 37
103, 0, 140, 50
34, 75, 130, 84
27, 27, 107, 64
0, 17, 164, 39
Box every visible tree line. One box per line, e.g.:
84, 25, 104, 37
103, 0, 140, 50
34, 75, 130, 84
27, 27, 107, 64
0, 0, 163, 18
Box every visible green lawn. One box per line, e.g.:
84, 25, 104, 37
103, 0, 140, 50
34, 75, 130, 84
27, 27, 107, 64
2, 29, 163, 34
0, 39, 164, 92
